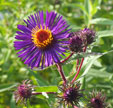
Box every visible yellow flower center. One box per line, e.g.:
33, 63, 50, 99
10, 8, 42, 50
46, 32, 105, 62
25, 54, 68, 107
31, 25, 53, 48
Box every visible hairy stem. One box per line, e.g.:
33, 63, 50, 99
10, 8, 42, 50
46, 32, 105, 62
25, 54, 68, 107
71, 58, 84, 83
32, 92, 56, 95
71, 47, 87, 83
74, 106, 78, 108
61, 52, 74, 63
76, 59, 79, 71
56, 63, 67, 84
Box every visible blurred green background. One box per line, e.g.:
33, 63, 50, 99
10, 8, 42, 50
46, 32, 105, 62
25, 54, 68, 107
0, 0, 113, 107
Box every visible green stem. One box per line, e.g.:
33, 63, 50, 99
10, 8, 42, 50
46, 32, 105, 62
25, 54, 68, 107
26, 99, 29, 108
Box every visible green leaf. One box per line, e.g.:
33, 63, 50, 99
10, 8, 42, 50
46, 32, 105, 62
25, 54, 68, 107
91, 0, 102, 16
85, 0, 90, 15
0, 83, 18, 92
94, 84, 111, 89
90, 18, 113, 25
35, 86, 58, 92
80, 77, 86, 90
10, 94, 16, 108
97, 30, 113, 38
87, 69, 112, 78
28, 69, 49, 86
0, 2, 18, 10
34, 98, 50, 108
5, 49, 11, 62
82, 50, 113, 77
63, 52, 103, 65
63, 3, 89, 17
74, 4, 88, 17
84, 0, 91, 26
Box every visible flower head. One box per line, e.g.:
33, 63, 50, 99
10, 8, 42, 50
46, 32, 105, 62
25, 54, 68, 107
69, 28, 95, 53
80, 28, 96, 46
86, 90, 107, 108
58, 82, 82, 106
69, 33, 83, 52
14, 80, 33, 104
14, 11, 71, 69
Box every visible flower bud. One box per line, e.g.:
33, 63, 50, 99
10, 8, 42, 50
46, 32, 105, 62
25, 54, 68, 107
58, 82, 82, 106
14, 80, 33, 104
86, 90, 107, 108
80, 28, 96, 45
69, 28, 96, 52
69, 34, 83, 53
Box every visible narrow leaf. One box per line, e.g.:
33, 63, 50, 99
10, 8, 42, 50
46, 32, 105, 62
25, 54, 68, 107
0, 83, 18, 92
35, 86, 58, 92
90, 18, 113, 25
97, 30, 113, 38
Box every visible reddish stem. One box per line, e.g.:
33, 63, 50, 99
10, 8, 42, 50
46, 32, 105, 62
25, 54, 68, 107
71, 58, 84, 83
61, 52, 74, 63
56, 63, 67, 84
74, 106, 78, 108
71, 47, 87, 84
76, 59, 79, 71
32, 92, 56, 95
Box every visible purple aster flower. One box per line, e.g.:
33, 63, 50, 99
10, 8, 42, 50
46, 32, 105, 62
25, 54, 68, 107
14, 11, 71, 69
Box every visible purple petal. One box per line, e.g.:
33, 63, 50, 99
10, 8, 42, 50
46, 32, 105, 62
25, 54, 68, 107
24, 49, 39, 64
30, 15, 37, 26
39, 11, 44, 28
34, 52, 42, 67
24, 19, 34, 30
16, 31, 26, 35
34, 13, 40, 27
18, 46, 36, 58
50, 49, 60, 63
15, 35, 31, 40
14, 41, 33, 50
17, 25, 31, 33
53, 31, 70, 40
53, 45, 66, 56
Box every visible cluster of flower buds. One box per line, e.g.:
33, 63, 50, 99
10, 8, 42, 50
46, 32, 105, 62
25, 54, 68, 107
57, 82, 107, 108
69, 34, 83, 52
14, 80, 107, 108
69, 28, 96, 53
